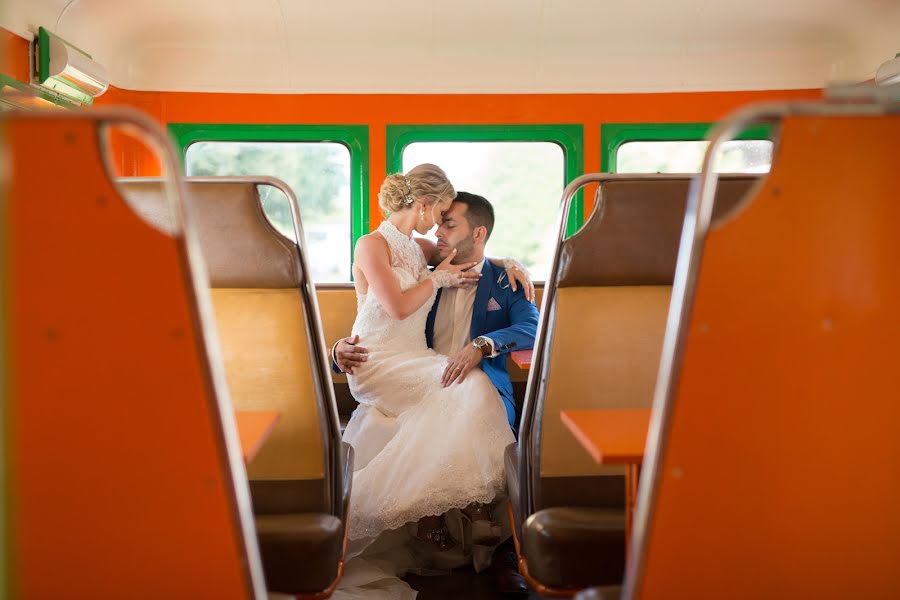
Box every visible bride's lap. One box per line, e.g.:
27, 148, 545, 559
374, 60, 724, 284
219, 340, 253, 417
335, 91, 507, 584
349, 349, 501, 417
350, 377, 508, 479
343, 342, 514, 540
342, 404, 400, 471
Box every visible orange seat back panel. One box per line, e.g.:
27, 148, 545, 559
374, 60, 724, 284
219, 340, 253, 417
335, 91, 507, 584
638, 115, 900, 598
6, 117, 255, 598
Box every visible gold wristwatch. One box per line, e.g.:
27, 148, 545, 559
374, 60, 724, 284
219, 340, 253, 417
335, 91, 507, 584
472, 336, 492, 357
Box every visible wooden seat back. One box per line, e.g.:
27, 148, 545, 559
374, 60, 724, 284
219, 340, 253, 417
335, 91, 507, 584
524, 175, 758, 513
120, 177, 344, 517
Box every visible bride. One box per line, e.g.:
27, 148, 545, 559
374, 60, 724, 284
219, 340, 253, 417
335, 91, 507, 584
336, 164, 521, 598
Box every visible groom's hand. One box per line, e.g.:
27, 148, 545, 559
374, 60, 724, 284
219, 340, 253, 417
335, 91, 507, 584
441, 345, 482, 387
336, 335, 368, 374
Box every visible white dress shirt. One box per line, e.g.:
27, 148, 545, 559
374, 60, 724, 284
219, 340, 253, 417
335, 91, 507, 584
432, 259, 497, 356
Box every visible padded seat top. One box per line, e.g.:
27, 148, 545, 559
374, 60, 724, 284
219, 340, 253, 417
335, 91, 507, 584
256, 513, 343, 594
522, 507, 626, 589
120, 179, 302, 288
559, 175, 758, 287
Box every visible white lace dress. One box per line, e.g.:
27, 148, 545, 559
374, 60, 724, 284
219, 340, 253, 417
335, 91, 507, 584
343, 220, 514, 542
324, 221, 513, 598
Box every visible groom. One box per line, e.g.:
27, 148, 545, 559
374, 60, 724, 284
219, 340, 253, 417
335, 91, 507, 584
333, 191, 539, 430
332, 191, 538, 596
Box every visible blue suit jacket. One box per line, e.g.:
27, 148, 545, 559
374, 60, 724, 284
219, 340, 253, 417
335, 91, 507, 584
426, 260, 539, 430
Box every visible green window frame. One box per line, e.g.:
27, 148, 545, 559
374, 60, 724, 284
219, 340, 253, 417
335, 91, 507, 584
168, 123, 369, 271
601, 122, 773, 173
386, 124, 585, 237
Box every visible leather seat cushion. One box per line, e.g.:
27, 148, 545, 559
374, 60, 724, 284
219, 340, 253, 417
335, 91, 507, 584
540, 475, 626, 510
575, 586, 623, 600
522, 507, 626, 589
249, 478, 327, 515
255, 513, 343, 593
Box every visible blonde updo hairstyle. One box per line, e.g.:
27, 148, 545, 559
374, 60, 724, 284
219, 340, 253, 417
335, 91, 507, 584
378, 163, 456, 214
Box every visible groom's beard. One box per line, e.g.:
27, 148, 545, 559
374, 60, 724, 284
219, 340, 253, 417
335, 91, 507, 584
450, 234, 477, 264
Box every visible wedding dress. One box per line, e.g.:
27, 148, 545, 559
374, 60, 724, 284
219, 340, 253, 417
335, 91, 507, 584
332, 219, 515, 599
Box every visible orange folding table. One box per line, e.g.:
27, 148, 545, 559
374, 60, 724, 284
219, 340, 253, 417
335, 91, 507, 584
511, 349, 533, 369
234, 410, 281, 464
560, 408, 651, 550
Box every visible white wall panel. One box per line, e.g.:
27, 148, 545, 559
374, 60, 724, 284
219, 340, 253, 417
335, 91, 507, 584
3, 0, 898, 93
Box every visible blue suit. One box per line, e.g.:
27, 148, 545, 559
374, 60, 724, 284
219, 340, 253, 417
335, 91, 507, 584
426, 260, 539, 430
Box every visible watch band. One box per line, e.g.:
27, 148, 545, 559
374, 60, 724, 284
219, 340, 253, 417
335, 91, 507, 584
473, 336, 491, 357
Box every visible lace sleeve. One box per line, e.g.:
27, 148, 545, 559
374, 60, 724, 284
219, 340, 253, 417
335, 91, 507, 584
500, 258, 528, 273
429, 269, 461, 290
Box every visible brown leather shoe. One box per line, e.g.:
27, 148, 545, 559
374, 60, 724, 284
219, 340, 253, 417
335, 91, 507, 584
492, 547, 530, 597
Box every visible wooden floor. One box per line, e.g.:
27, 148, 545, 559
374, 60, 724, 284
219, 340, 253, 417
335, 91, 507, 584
405, 567, 548, 599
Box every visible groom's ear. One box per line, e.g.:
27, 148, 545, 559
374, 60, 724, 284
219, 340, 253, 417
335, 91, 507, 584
472, 225, 488, 244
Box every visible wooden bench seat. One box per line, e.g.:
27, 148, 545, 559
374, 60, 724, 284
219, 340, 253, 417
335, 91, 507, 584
120, 176, 350, 597
509, 174, 758, 596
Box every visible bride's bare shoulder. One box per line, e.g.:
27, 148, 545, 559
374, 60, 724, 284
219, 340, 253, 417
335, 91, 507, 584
356, 230, 388, 247
354, 231, 390, 261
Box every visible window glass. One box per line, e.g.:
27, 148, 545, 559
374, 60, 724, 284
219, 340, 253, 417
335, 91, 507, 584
402, 142, 565, 280
616, 140, 773, 173
185, 141, 351, 281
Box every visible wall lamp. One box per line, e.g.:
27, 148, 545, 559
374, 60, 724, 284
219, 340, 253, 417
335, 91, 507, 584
34, 26, 108, 105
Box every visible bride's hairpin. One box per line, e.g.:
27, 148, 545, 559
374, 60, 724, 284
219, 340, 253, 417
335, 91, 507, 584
403, 174, 414, 205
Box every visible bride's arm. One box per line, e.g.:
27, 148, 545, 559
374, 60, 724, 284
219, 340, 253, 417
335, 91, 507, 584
414, 238, 535, 302
487, 257, 535, 302
355, 234, 478, 320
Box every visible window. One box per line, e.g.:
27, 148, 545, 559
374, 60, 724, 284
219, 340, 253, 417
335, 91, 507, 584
170, 124, 368, 283
602, 123, 774, 174
389, 125, 583, 281
616, 140, 773, 173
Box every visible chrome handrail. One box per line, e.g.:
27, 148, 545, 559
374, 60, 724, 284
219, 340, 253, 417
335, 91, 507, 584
518, 173, 606, 521
518, 171, 693, 522
195, 175, 345, 519
271, 176, 346, 520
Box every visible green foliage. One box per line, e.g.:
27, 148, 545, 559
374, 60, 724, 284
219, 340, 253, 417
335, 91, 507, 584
617, 140, 772, 174
185, 141, 352, 280
404, 141, 564, 280
186, 141, 351, 236
480, 145, 562, 280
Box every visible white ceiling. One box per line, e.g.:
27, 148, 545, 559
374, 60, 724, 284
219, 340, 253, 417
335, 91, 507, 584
4, 0, 899, 93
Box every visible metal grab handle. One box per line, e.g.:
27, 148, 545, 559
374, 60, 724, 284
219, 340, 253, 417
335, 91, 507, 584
518, 173, 609, 521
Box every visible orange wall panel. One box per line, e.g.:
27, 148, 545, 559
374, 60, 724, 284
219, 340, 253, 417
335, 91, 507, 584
2, 29, 30, 84
95, 87, 821, 226
97, 87, 165, 176
0, 26, 819, 224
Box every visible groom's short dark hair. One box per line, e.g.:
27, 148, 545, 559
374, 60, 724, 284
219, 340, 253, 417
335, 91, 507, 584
453, 192, 495, 240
